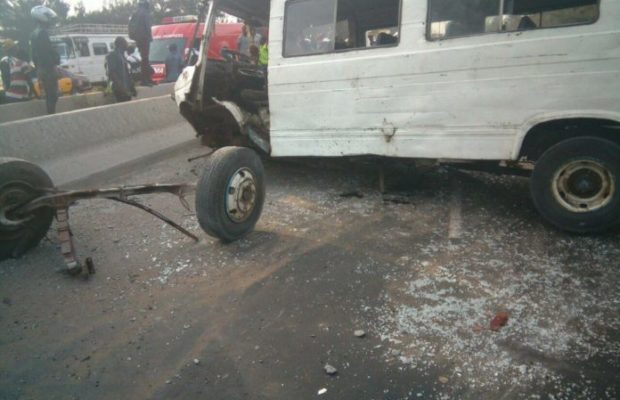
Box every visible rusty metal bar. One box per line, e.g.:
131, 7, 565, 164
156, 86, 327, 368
14, 184, 196, 215
111, 198, 199, 242
4, 183, 200, 274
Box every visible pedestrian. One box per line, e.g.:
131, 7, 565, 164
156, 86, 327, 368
129, 0, 155, 86
248, 23, 262, 48
249, 45, 259, 65
30, 6, 60, 114
164, 43, 184, 83
0, 43, 10, 90
237, 24, 250, 56
0, 40, 34, 103
106, 37, 136, 103
258, 36, 268, 67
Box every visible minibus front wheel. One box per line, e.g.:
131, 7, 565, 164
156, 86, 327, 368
195, 147, 265, 242
530, 137, 620, 233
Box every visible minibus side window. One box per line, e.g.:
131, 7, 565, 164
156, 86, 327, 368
427, 0, 600, 40
75, 39, 90, 57
284, 0, 337, 57
500, 0, 599, 32
428, 0, 501, 40
92, 43, 108, 56
284, 0, 401, 57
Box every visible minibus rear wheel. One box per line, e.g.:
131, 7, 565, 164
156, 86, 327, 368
195, 147, 265, 242
530, 137, 620, 233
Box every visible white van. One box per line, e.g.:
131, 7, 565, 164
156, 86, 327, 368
174, 0, 620, 241
52, 25, 129, 83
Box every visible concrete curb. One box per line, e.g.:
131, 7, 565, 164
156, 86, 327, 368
0, 95, 197, 186
0, 83, 175, 124
61, 136, 200, 189
0, 95, 183, 164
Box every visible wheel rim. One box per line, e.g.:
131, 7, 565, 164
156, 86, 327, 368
226, 168, 257, 223
552, 160, 615, 213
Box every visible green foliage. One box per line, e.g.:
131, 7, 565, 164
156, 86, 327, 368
0, 0, 70, 54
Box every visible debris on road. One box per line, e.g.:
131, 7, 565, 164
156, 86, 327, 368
324, 364, 337, 375
472, 311, 510, 332
438, 376, 449, 384
382, 194, 414, 205
490, 311, 509, 331
340, 190, 364, 199
193, 359, 200, 365
354, 330, 366, 338
2, 297, 11, 306
318, 388, 327, 395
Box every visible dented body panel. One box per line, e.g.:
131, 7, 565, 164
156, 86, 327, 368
266, 0, 620, 159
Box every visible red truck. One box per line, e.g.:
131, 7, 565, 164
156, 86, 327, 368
149, 16, 244, 83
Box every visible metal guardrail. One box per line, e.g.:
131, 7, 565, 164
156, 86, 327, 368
52, 24, 128, 35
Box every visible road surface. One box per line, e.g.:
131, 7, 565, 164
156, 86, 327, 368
1, 145, 619, 400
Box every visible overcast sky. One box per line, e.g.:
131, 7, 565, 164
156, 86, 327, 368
65, 0, 107, 13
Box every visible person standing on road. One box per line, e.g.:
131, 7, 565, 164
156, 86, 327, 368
237, 24, 251, 57
0, 40, 33, 103
30, 6, 60, 114
258, 36, 269, 67
106, 37, 136, 103
0, 42, 11, 90
164, 43, 184, 83
129, 0, 154, 86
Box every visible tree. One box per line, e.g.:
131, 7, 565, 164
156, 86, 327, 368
0, 0, 70, 51
72, 1, 86, 19
47, 0, 70, 19
66, 0, 205, 25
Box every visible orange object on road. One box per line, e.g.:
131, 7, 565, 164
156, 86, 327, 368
490, 311, 509, 331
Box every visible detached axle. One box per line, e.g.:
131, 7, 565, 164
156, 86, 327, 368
0, 149, 266, 276
4, 180, 197, 275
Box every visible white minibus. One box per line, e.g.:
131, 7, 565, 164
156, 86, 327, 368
174, 0, 620, 241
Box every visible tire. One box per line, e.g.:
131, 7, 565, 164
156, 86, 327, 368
195, 147, 265, 242
530, 137, 620, 233
0, 158, 55, 261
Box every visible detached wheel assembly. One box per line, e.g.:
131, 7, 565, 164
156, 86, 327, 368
0, 156, 198, 273
0, 151, 265, 272
195, 147, 265, 242
0, 158, 54, 261
530, 137, 620, 233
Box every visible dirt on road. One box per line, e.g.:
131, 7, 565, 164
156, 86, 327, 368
1, 148, 619, 400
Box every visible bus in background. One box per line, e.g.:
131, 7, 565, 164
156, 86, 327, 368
150, 16, 244, 83
51, 24, 130, 83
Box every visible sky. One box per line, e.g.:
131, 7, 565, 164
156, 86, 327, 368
65, 0, 107, 13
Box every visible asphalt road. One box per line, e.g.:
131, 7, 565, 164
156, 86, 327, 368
1, 146, 619, 400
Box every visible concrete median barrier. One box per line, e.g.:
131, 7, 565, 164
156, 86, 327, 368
0, 83, 175, 124
0, 95, 198, 187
